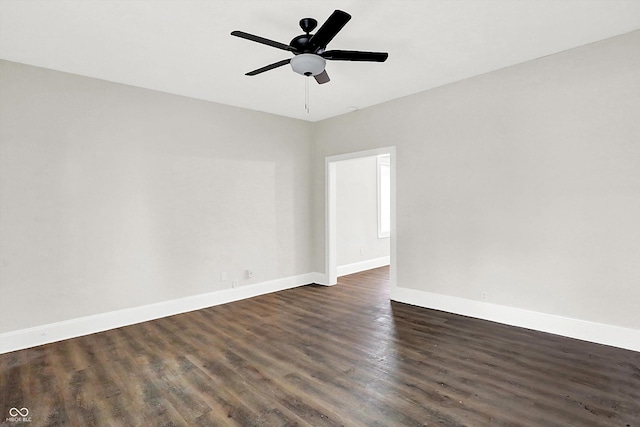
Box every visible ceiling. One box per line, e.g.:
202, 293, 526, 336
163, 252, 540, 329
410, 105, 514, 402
1, 1, 640, 122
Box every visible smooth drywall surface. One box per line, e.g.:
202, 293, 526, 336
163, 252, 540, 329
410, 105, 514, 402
0, 60, 313, 333
312, 30, 640, 330
336, 156, 390, 267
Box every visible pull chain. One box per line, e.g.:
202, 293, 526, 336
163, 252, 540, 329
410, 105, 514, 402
305, 76, 310, 114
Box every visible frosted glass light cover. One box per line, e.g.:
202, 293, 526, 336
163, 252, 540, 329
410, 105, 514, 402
290, 54, 326, 76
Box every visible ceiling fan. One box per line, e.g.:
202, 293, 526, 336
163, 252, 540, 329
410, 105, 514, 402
231, 10, 388, 84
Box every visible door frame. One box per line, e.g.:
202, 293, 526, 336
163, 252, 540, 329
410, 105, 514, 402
325, 146, 397, 290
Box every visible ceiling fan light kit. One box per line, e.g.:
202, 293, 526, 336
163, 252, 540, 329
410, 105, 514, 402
290, 54, 326, 76
231, 9, 388, 85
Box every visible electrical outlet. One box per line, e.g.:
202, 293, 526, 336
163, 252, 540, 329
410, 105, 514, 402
481, 292, 488, 301
246, 269, 254, 279
232, 279, 239, 288
220, 272, 227, 282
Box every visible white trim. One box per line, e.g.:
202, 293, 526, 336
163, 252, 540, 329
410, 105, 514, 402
377, 154, 391, 239
391, 286, 640, 353
310, 271, 331, 286
0, 273, 319, 354
326, 160, 338, 286
338, 256, 391, 277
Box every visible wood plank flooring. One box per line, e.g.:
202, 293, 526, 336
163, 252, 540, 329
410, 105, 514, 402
2, 267, 639, 426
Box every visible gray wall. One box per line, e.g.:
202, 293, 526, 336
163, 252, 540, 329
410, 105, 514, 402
336, 156, 390, 267
313, 30, 640, 330
0, 60, 313, 333
2, 29, 639, 338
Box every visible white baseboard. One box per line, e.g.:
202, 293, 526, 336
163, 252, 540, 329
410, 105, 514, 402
309, 271, 332, 286
309, 272, 327, 286
337, 256, 390, 277
8, 275, 636, 354
0, 273, 319, 354
391, 286, 640, 353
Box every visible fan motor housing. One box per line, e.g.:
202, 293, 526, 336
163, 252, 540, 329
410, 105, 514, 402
290, 34, 314, 53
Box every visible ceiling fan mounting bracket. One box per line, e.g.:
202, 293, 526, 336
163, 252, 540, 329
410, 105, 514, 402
299, 18, 318, 34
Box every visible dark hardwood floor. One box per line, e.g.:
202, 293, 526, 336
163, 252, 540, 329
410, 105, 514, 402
2, 267, 639, 426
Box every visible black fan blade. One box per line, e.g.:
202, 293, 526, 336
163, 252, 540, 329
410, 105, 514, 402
314, 70, 330, 84
322, 50, 388, 62
308, 10, 351, 49
246, 59, 291, 76
231, 30, 295, 52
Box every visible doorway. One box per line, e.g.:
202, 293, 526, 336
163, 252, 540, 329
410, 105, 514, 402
325, 147, 396, 291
